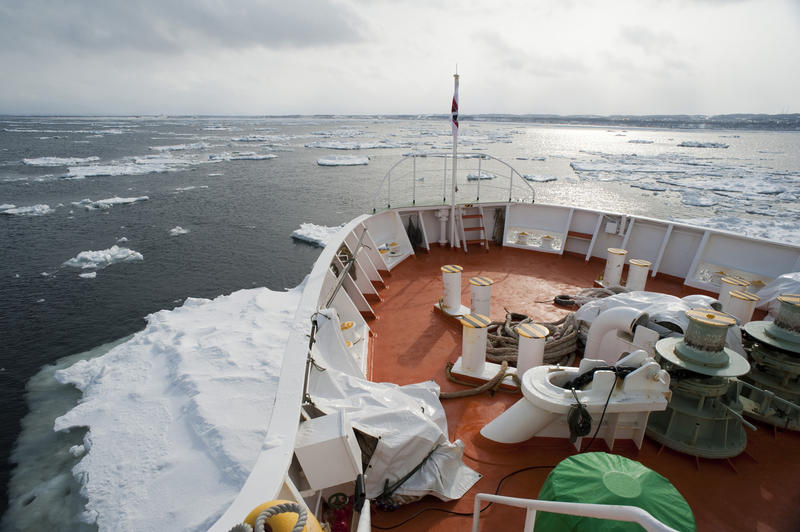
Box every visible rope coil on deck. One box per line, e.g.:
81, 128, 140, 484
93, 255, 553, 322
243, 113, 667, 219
485, 311, 578, 367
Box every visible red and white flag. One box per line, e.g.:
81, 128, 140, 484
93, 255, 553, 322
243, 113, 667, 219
450, 74, 459, 138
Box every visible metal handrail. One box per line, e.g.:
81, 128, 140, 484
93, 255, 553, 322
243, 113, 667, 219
472, 494, 681, 532
371, 152, 536, 213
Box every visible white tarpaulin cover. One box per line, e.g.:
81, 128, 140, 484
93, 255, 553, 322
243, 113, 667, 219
307, 365, 480, 503
574, 291, 744, 355
756, 272, 800, 319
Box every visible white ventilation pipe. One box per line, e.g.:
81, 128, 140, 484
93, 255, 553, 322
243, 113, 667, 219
603, 248, 628, 287
626, 259, 651, 291
724, 290, 760, 325
584, 306, 648, 364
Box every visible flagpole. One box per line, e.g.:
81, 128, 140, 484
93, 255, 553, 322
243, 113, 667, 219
450, 73, 459, 248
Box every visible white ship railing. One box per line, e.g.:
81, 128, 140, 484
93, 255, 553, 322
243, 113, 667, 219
472, 494, 681, 532
371, 152, 536, 213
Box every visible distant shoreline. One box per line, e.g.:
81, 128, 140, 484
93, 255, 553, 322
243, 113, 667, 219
2, 113, 799, 131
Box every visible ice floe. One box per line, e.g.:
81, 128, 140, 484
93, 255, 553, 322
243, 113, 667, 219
466, 170, 495, 181
23, 156, 100, 166
291, 223, 345, 247
169, 226, 189, 236
208, 152, 277, 161
681, 190, 717, 207
53, 285, 303, 531
523, 174, 557, 183
1, 203, 16, 210
71, 196, 149, 210
628, 140, 654, 144
63, 246, 143, 269
305, 140, 405, 150
678, 141, 729, 149
64, 155, 192, 179
317, 155, 369, 166
1, 204, 54, 216
150, 142, 210, 152
79, 272, 97, 279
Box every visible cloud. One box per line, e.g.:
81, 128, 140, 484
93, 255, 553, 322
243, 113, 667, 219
619, 26, 677, 55
0, 0, 364, 54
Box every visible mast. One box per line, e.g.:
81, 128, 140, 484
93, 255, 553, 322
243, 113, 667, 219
450, 72, 459, 248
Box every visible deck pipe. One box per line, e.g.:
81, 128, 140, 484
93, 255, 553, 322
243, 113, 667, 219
603, 248, 628, 287
723, 290, 760, 325
626, 259, 651, 291
584, 306, 648, 364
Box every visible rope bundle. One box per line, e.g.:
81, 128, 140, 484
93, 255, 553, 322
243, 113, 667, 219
485, 311, 578, 367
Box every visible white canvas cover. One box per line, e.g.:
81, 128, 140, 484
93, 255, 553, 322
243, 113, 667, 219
307, 365, 480, 503
574, 291, 744, 355
755, 272, 800, 319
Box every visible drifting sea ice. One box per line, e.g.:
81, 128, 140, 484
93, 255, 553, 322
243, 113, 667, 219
291, 223, 345, 247
65, 155, 191, 179
150, 142, 210, 152
678, 141, 729, 149
466, 170, 495, 181
71, 196, 149, 210
681, 190, 718, 207
79, 272, 97, 279
63, 246, 143, 269
208, 152, 277, 161
1, 204, 54, 216
304, 140, 406, 150
23, 156, 100, 166
523, 174, 557, 183
317, 155, 369, 166
52, 285, 304, 531
169, 226, 190, 236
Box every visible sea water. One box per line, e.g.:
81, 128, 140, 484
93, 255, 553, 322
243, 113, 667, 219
1, 116, 799, 528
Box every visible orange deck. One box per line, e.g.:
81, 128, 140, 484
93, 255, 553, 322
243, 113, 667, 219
366, 245, 800, 532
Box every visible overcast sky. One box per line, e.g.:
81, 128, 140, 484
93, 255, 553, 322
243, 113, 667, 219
1, 0, 798, 115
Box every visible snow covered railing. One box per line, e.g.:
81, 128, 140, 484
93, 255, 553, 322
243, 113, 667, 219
371, 153, 535, 213
471, 494, 680, 532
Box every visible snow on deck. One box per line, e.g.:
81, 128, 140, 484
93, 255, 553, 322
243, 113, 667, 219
53, 285, 303, 531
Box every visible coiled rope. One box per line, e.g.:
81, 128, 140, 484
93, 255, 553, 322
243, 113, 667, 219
485, 311, 578, 367
228, 502, 308, 532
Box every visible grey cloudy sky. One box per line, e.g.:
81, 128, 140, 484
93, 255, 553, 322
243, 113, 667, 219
1, 0, 798, 115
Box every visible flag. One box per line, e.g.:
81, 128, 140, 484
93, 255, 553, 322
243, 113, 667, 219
450, 74, 459, 138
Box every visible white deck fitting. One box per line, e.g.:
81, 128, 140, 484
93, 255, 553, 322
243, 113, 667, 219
480, 351, 670, 449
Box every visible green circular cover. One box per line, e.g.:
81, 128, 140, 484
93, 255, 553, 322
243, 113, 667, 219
534, 453, 696, 532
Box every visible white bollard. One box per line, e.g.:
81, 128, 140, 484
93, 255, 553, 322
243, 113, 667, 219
724, 290, 760, 324
460, 314, 491, 374
718, 276, 750, 308
516, 323, 549, 377
626, 259, 651, 291
603, 248, 628, 287
440, 264, 463, 314
469, 276, 494, 317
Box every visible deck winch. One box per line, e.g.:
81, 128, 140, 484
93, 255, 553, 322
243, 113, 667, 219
646, 309, 753, 459
740, 294, 800, 430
